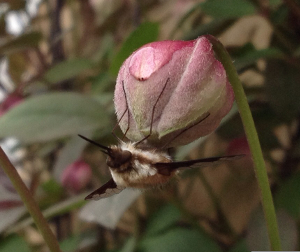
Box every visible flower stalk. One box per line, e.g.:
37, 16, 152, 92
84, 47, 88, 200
0, 147, 62, 252
207, 35, 281, 251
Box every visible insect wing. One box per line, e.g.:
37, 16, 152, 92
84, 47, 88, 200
155, 155, 245, 175
85, 179, 125, 200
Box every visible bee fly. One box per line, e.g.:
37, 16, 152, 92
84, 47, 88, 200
79, 79, 244, 200
79, 135, 242, 200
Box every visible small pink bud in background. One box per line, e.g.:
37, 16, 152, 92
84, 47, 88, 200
114, 36, 234, 147
0, 93, 23, 116
226, 136, 253, 171
61, 160, 92, 193
226, 137, 251, 156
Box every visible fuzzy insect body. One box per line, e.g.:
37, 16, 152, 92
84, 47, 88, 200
108, 142, 173, 188
79, 78, 242, 200
78, 135, 242, 200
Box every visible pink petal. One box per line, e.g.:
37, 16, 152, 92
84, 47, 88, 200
129, 40, 194, 80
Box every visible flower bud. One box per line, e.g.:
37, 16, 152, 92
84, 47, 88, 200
61, 160, 92, 193
114, 36, 234, 147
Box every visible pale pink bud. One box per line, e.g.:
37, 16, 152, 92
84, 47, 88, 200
114, 36, 234, 147
61, 160, 92, 193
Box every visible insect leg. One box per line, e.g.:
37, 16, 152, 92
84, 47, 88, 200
161, 112, 210, 149
135, 78, 170, 146
112, 81, 130, 141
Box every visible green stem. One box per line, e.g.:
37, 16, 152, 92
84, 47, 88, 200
207, 35, 281, 251
0, 147, 62, 252
7, 193, 86, 234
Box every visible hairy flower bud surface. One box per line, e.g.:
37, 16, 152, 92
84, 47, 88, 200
114, 36, 234, 147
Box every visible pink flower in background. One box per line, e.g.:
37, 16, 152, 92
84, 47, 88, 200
0, 93, 23, 116
114, 36, 234, 147
226, 136, 252, 170
226, 137, 251, 156
61, 160, 92, 193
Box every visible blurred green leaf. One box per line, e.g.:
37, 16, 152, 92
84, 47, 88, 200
217, 113, 244, 140
201, 0, 256, 18
218, 101, 282, 149
171, 3, 235, 39
0, 235, 30, 252
91, 72, 115, 93
270, 5, 288, 25
39, 179, 64, 208
233, 46, 283, 71
252, 107, 282, 149
60, 234, 81, 252
275, 172, 300, 218
118, 237, 136, 252
139, 227, 222, 252
41, 179, 64, 195
0, 92, 109, 143
0, 31, 42, 54
145, 204, 181, 236
265, 59, 300, 120
228, 240, 250, 252
110, 22, 159, 76
183, 19, 236, 40
269, 0, 282, 6
44, 58, 94, 84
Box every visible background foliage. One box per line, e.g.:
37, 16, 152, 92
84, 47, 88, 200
0, 0, 299, 251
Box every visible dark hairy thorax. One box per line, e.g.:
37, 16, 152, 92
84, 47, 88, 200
106, 146, 132, 171
106, 144, 171, 174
